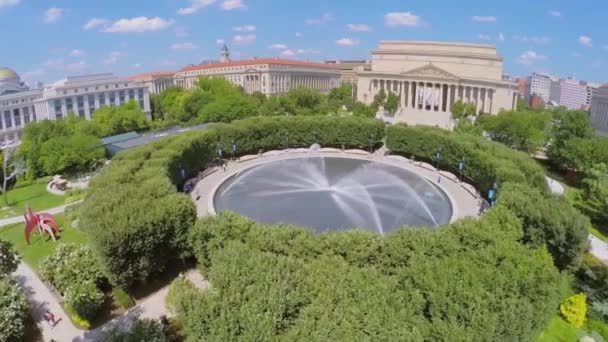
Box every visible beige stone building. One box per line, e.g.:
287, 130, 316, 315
357, 41, 518, 129
325, 60, 371, 83
127, 71, 176, 94
174, 47, 341, 96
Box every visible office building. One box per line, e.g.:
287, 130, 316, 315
526, 73, 552, 103
591, 85, 608, 136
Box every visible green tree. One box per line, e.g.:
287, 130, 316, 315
65, 280, 104, 321
0, 241, 19, 276
0, 278, 29, 342
452, 100, 477, 120
478, 111, 552, 153
286, 87, 324, 115
181, 90, 212, 123
372, 89, 387, 108
198, 95, 259, 123
516, 97, 530, 111
581, 163, 608, 223
352, 102, 376, 118
92, 101, 149, 137
196, 76, 242, 96
384, 92, 400, 115
38, 133, 104, 175
328, 83, 355, 110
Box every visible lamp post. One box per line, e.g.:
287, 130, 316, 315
434, 149, 442, 169
232, 140, 237, 160
313, 130, 318, 145
458, 157, 466, 182
368, 133, 376, 154
285, 131, 289, 149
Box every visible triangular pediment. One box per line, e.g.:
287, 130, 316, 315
401, 64, 461, 80
244, 67, 260, 73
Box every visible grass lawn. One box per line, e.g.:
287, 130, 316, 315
0, 181, 67, 219
0, 213, 87, 271
537, 316, 584, 342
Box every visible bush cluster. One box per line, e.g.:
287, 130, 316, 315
170, 209, 566, 341
80, 116, 384, 287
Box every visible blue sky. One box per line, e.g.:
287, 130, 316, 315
2, 0, 607, 85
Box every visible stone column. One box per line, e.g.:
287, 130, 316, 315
414, 82, 419, 109
0, 110, 6, 130
406, 82, 411, 108
439, 84, 444, 112
476, 87, 481, 114
483, 88, 489, 113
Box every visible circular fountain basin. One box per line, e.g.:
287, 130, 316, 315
213, 157, 453, 234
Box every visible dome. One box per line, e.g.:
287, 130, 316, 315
0, 67, 20, 84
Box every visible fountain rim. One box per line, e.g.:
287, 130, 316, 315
207, 152, 459, 225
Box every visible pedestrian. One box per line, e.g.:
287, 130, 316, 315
437, 175, 441, 184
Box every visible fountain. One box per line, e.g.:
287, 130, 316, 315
213, 157, 452, 234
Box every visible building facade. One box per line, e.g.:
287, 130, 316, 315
128, 71, 175, 94
0, 67, 29, 96
174, 46, 341, 95
324, 60, 371, 83
356, 41, 518, 129
553, 78, 588, 110
591, 85, 608, 136
526, 73, 552, 103
0, 69, 151, 146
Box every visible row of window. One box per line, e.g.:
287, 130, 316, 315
0, 96, 39, 107
53, 89, 144, 119
1, 106, 34, 130
61, 83, 132, 96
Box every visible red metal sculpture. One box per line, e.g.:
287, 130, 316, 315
24, 206, 61, 245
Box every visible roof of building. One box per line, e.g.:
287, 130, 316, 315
106, 124, 211, 155
126, 71, 176, 80
0, 67, 20, 83
600, 84, 608, 89
178, 58, 338, 72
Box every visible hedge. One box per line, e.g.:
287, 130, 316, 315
80, 116, 384, 287
386, 125, 548, 195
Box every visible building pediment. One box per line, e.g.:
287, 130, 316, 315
401, 64, 461, 81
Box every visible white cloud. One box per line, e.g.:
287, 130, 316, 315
103, 51, 122, 64
21, 68, 45, 81
548, 10, 561, 18
44, 8, 63, 24
134, 63, 142, 68
0, 0, 19, 8
280, 49, 296, 57
511, 35, 552, 45
336, 38, 359, 46
498, 32, 505, 41
579, 35, 593, 47
178, 0, 217, 15
295, 32, 303, 37
66, 61, 88, 71
305, 13, 332, 25
472, 15, 496, 23
69, 49, 86, 57
170, 42, 199, 50
159, 60, 177, 67
233, 34, 256, 45
477, 34, 491, 41
216, 39, 225, 44
384, 12, 421, 27
269, 44, 288, 50
347, 24, 371, 32
83, 18, 109, 30
221, 0, 246, 11
233, 25, 255, 32
104, 17, 174, 33
518, 50, 546, 65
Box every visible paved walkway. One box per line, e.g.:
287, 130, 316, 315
192, 149, 484, 225
0, 201, 82, 228
13, 263, 206, 342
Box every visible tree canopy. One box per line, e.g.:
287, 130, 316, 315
478, 111, 552, 153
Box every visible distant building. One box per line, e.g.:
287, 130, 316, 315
325, 60, 371, 83
581, 81, 600, 110
548, 77, 588, 110
591, 85, 608, 136
530, 94, 545, 109
356, 40, 517, 129
127, 71, 175, 94
220, 44, 231, 63
174, 46, 341, 95
526, 73, 552, 103
516, 78, 527, 97
0, 68, 150, 146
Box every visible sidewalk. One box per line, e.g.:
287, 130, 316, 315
0, 201, 81, 228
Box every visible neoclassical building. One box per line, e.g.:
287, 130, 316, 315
174, 46, 341, 95
357, 41, 518, 129
128, 71, 176, 94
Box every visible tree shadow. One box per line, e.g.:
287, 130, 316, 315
13, 274, 47, 342
75, 306, 143, 342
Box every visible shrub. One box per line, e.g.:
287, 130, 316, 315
99, 318, 171, 342
587, 319, 608, 340
0, 278, 29, 341
39, 244, 105, 293
112, 288, 135, 309
560, 293, 588, 328
0, 240, 19, 276
64, 303, 91, 329
65, 280, 104, 322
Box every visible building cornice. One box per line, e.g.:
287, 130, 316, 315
357, 71, 517, 89
379, 40, 496, 49
371, 49, 503, 62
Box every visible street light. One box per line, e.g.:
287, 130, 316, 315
458, 157, 466, 181
368, 133, 376, 154
285, 131, 289, 149
231, 139, 237, 160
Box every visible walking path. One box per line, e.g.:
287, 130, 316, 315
14, 262, 207, 342
0, 201, 82, 227
545, 177, 608, 264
